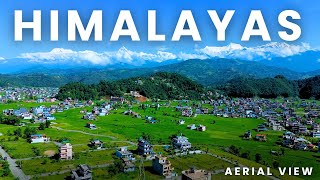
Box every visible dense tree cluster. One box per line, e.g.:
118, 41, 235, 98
297, 76, 320, 99
56, 73, 320, 100
0, 114, 21, 125
56, 72, 205, 101
219, 75, 298, 98
56, 82, 98, 100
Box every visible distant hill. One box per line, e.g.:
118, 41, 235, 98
0, 59, 306, 87
56, 72, 205, 100
218, 75, 298, 98
155, 59, 302, 86
260, 51, 320, 73
219, 75, 320, 99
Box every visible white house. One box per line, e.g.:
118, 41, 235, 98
30, 134, 50, 143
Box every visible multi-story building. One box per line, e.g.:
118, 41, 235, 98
116, 147, 135, 161
152, 155, 174, 178
172, 135, 192, 151
59, 143, 73, 160
137, 138, 153, 156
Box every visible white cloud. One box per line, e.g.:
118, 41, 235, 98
0, 57, 5, 61
17, 42, 315, 66
18, 47, 178, 65
198, 42, 313, 60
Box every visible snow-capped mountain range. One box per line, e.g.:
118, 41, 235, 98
0, 42, 320, 73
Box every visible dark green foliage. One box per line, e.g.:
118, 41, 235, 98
0, 115, 21, 126
297, 76, 320, 99
31, 147, 40, 156
45, 120, 51, 128
23, 126, 37, 139
255, 153, 262, 163
240, 151, 251, 159
228, 145, 241, 156
219, 76, 298, 98
56, 72, 205, 100
272, 161, 280, 168
38, 123, 46, 130
13, 128, 22, 137
56, 82, 98, 100
141, 132, 152, 142
107, 157, 124, 176
0, 160, 10, 177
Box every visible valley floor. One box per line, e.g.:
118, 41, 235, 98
0, 100, 319, 180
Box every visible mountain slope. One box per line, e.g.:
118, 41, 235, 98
155, 59, 302, 85
260, 51, 320, 73
56, 72, 205, 100
0, 59, 306, 87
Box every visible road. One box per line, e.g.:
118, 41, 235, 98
0, 146, 29, 180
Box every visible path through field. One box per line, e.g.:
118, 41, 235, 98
0, 146, 30, 180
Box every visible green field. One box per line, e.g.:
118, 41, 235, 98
0, 101, 319, 179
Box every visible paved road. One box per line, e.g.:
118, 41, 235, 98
0, 146, 29, 180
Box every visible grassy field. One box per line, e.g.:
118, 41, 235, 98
0, 101, 319, 179
20, 149, 114, 175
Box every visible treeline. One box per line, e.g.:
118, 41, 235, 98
55, 72, 320, 100
297, 76, 320, 99
219, 75, 320, 99
219, 75, 298, 98
56, 72, 205, 100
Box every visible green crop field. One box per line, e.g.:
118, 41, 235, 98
0, 101, 319, 179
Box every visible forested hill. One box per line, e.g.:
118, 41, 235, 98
218, 75, 299, 98
219, 75, 320, 99
0, 58, 306, 87
56, 72, 205, 100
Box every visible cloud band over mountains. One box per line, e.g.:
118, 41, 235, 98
16, 42, 315, 65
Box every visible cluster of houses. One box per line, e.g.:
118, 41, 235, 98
0, 87, 58, 103
2, 105, 57, 123
217, 98, 320, 151
281, 131, 318, 151
82, 104, 111, 120
2, 99, 95, 123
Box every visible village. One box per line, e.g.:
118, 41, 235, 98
0, 87, 58, 103
0, 89, 320, 179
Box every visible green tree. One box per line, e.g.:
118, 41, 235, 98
45, 120, 51, 128
38, 123, 45, 130
255, 153, 262, 163
13, 128, 22, 137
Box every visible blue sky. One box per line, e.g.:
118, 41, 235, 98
0, 0, 319, 58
